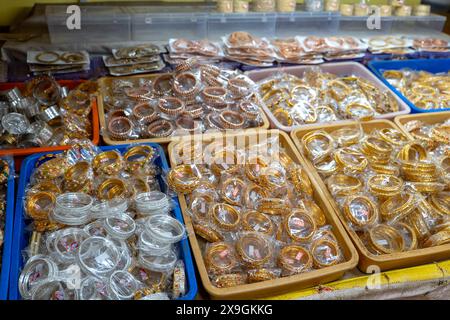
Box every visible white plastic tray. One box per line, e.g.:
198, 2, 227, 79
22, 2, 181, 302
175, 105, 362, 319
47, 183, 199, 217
245, 61, 411, 132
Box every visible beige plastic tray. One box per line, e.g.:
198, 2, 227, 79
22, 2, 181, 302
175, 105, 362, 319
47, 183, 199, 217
395, 111, 450, 140
97, 74, 270, 145
168, 130, 358, 299
290, 119, 450, 273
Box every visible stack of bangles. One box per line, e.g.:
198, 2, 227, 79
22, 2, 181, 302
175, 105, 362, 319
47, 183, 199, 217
167, 138, 345, 289
20, 142, 189, 300
102, 62, 265, 141
383, 69, 450, 110
257, 69, 399, 127
301, 124, 450, 255
0, 159, 10, 266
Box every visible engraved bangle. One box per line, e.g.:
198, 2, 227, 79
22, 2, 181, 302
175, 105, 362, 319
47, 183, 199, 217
132, 102, 158, 124
218, 110, 244, 129
278, 245, 312, 274
284, 210, 317, 243
107, 117, 133, 140
158, 97, 185, 117
236, 232, 272, 268
343, 195, 378, 227
210, 203, 241, 231
147, 119, 175, 138
205, 242, 238, 275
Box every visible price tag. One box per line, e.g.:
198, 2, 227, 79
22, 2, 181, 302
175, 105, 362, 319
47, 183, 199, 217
295, 251, 304, 261
232, 186, 240, 197
219, 249, 229, 259
292, 217, 305, 227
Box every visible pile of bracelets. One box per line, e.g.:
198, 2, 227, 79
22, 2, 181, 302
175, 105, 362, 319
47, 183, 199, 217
402, 117, 450, 154
301, 124, 450, 255
383, 69, 450, 110
0, 75, 97, 149
102, 61, 265, 140
0, 159, 9, 270
257, 68, 399, 127
167, 136, 345, 288
20, 141, 188, 300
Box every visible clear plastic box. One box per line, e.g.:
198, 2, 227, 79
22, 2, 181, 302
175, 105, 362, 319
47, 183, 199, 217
46, 5, 131, 44
275, 11, 339, 37
391, 14, 446, 34
338, 16, 394, 35
207, 13, 276, 41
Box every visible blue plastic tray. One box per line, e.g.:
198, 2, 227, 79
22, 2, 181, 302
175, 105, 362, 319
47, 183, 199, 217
0, 159, 15, 300
368, 58, 450, 113
9, 143, 197, 300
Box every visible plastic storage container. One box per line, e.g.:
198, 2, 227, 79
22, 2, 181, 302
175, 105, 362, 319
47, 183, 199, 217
290, 120, 450, 273
245, 62, 411, 132
0, 158, 14, 300
0, 80, 100, 158
368, 59, 450, 113
394, 111, 450, 139
391, 14, 446, 34
207, 12, 276, 41
9, 143, 198, 300
46, 5, 131, 44
168, 130, 358, 299
338, 16, 394, 35
275, 11, 339, 37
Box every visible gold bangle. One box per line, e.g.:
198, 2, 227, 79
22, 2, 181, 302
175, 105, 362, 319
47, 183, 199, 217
284, 210, 316, 243
313, 154, 338, 176
343, 195, 378, 227
167, 164, 200, 194
213, 273, 247, 288
92, 151, 123, 176
273, 108, 293, 127
26, 191, 56, 221
423, 230, 450, 248
210, 203, 241, 231
123, 145, 154, 173
329, 126, 362, 147
218, 110, 245, 130
289, 167, 313, 197
132, 102, 158, 124
244, 184, 269, 210
221, 177, 246, 206
210, 150, 240, 176
64, 161, 91, 192
405, 210, 431, 241
193, 223, 224, 243
326, 174, 363, 196
245, 157, 268, 184
257, 198, 289, 215
361, 136, 393, 157
334, 147, 368, 172
291, 102, 317, 124
328, 79, 351, 101
345, 103, 375, 121
411, 84, 437, 96
247, 269, 279, 283
368, 224, 405, 254
236, 232, 272, 268
311, 238, 341, 268
158, 97, 185, 117
368, 174, 404, 198
260, 166, 285, 190
173, 72, 199, 99
152, 74, 173, 96
35, 157, 69, 181
429, 192, 450, 216
302, 130, 335, 162
205, 242, 238, 275
380, 193, 415, 223
97, 178, 127, 200
370, 163, 400, 175
201, 87, 227, 105
397, 142, 427, 162
242, 211, 274, 235
378, 128, 408, 147
129, 177, 150, 195
31, 180, 61, 195
395, 222, 418, 251
278, 245, 312, 274
107, 117, 133, 140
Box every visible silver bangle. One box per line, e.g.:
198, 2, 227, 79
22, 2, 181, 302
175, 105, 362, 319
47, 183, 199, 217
5, 87, 23, 103
104, 213, 136, 240
19, 255, 59, 299
145, 215, 185, 244
134, 191, 170, 216
108, 271, 139, 300
79, 276, 113, 300
138, 249, 177, 273
1, 112, 30, 135
31, 279, 79, 300
76, 236, 121, 277
38, 105, 61, 123
53, 228, 90, 264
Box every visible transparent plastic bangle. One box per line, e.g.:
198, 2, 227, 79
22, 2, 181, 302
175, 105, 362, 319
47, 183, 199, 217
134, 191, 170, 216
108, 271, 140, 300
53, 193, 93, 225
54, 228, 90, 264
90, 198, 128, 219
145, 215, 186, 244
45, 230, 61, 256
79, 276, 113, 300
104, 213, 136, 240
107, 237, 133, 271
19, 255, 59, 299
138, 229, 173, 255
31, 279, 79, 300
138, 250, 177, 273
84, 220, 108, 237
76, 236, 121, 277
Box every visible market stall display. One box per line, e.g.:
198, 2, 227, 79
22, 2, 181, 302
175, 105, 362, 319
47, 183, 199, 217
369, 59, 450, 113
291, 120, 450, 272
27, 51, 90, 75
247, 62, 410, 132
0, 76, 99, 157
0, 158, 14, 300
167, 130, 357, 299
10, 141, 197, 300
98, 62, 269, 145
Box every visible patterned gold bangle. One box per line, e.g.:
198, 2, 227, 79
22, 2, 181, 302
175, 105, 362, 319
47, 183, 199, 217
236, 232, 272, 268
273, 108, 293, 127
210, 203, 241, 231
397, 142, 427, 162
26, 191, 56, 221
193, 223, 224, 243
334, 147, 368, 172
395, 222, 418, 251
97, 178, 127, 200
152, 74, 173, 96
173, 72, 200, 99
343, 195, 378, 227
301, 199, 327, 227
367, 224, 405, 254
244, 184, 269, 209
218, 110, 245, 130
257, 198, 289, 215
205, 242, 238, 275
147, 119, 175, 138
378, 128, 408, 147
380, 193, 415, 223
92, 150, 123, 176
242, 211, 274, 235
132, 102, 158, 124
167, 164, 200, 194
302, 130, 334, 162
368, 174, 404, 198
278, 245, 312, 274
221, 177, 246, 206
247, 269, 279, 283
429, 192, 450, 216
283, 210, 316, 243
245, 156, 268, 183
329, 126, 361, 147
289, 167, 313, 197
361, 136, 393, 157
64, 161, 91, 192
123, 145, 154, 173
345, 103, 374, 121
210, 150, 240, 176
213, 273, 247, 288
311, 238, 341, 268
326, 174, 363, 196
31, 180, 61, 194
423, 230, 450, 248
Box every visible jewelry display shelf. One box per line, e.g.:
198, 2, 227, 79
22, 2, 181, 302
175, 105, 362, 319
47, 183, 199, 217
290, 119, 450, 273
246, 62, 411, 133
168, 130, 358, 299
97, 74, 270, 146
9, 143, 198, 300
